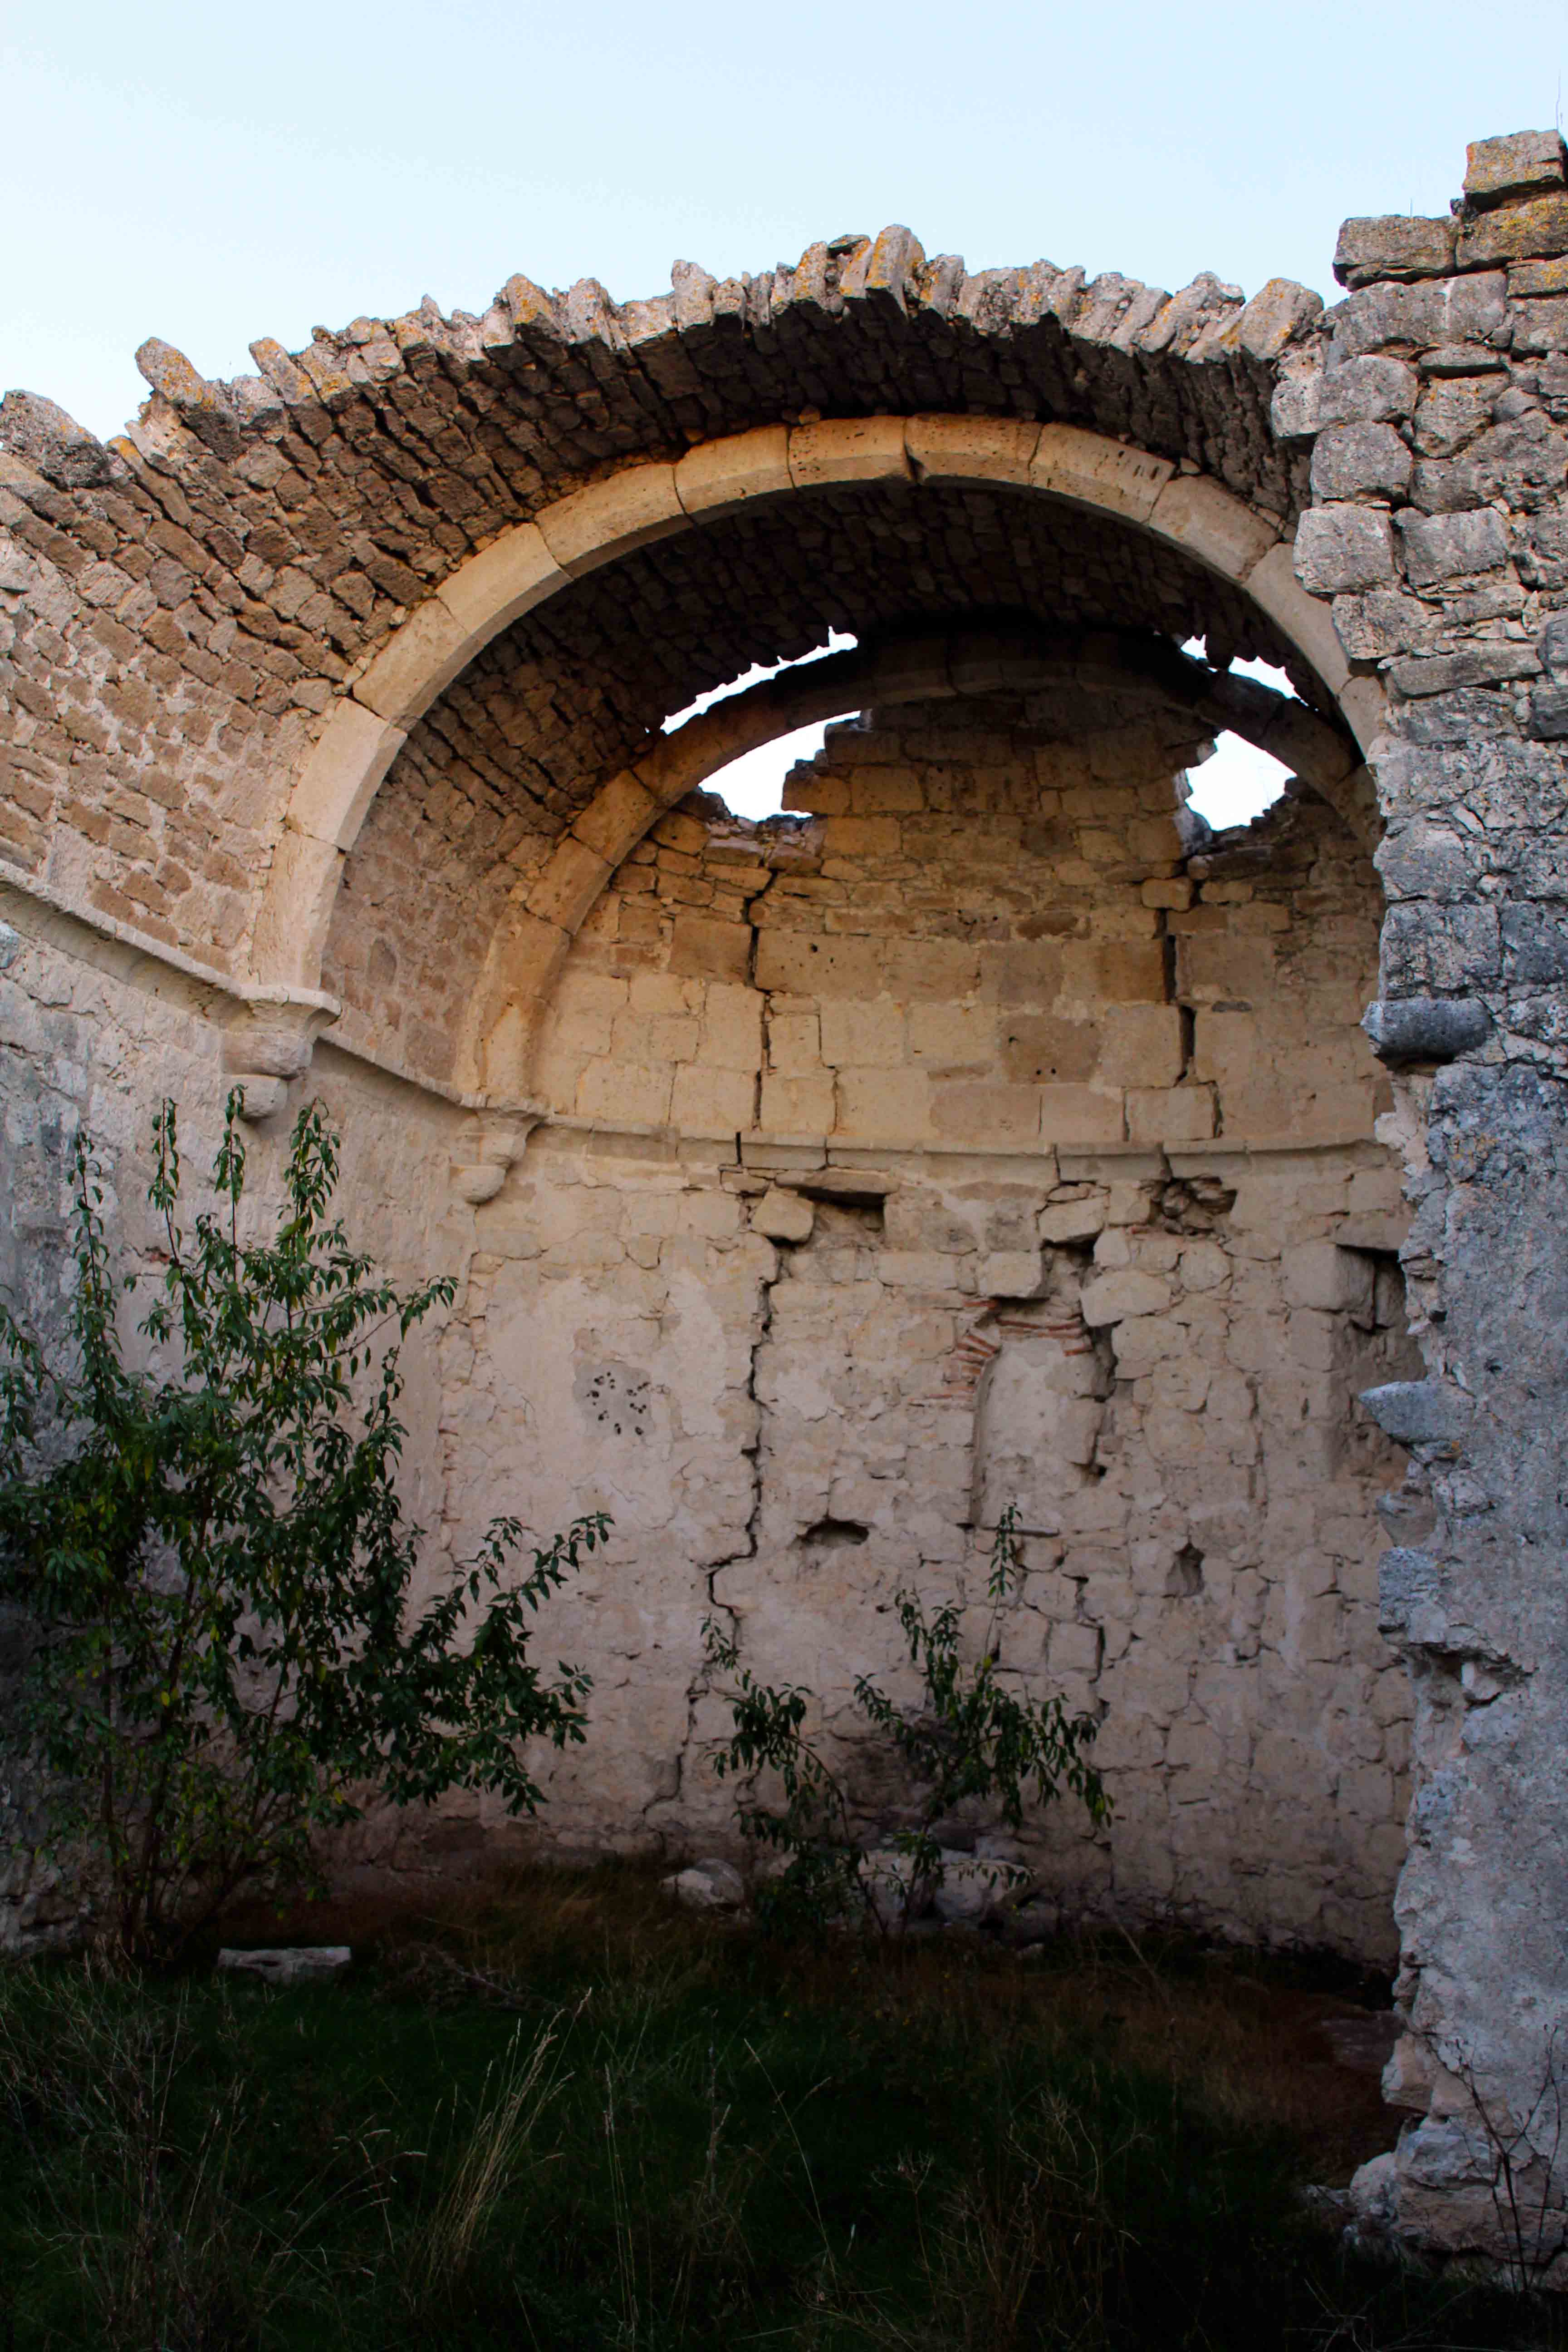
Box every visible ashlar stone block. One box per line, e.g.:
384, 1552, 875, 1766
668, 915, 752, 984
933, 1080, 1042, 1145
758, 1070, 835, 1135
820, 998, 905, 1068
527, 836, 612, 932
286, 699, 408, 853
1282, 1242, 1375, 1316
823, 814, 902, 858
577, 1059, 673, 1127
1037, 1084, 1126, 1144
1126, 1085, 1216, 1144
573, 771, 660, 864
1146, 475, 1277, 583
878, 1251, 961, 1290
675, 425, 793, 521
975, 1249, 1048, 1298
837, 1066, 932, 1138
437, 521, 567, 638
907, 1001, 994, 1068
848, 764, 924, 813
766, 1009, 821, 1073
1030, 424, 1173, 522
754, 932, 884, 999
1097, 1004, 1184, 1087
904, 412, 1040, 487
536, 463, 690, 576
696, 984, 764, 1068
671, 1063, 755, 1137
788, 416, 911, 490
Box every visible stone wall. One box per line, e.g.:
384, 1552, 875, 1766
0, 243, 1316, 995
1272, 127, 1568, 2269
315, 486, 1319, 1092
443, 1117, 1418, 1953
420, 694, 1420, 1955
534, 694, 1384, 1151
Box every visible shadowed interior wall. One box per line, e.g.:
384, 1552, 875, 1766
430, 697, 1418, 1959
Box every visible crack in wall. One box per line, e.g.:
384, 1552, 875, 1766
648, 1192, 786, 1839
430, 690, 1408, 1947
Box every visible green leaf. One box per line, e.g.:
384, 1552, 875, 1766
0, 1095, 607, 1966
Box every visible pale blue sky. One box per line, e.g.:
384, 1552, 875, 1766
6, 0, 1564, 822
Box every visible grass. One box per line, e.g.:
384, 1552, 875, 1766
0, 1864, 1562, 2350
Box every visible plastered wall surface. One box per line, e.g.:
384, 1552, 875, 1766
6, 125, 1568, 2269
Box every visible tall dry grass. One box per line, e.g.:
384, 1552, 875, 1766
3, 1867, 1562, 2350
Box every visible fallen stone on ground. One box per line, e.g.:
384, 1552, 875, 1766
661, 1859, 746, 1912
216, 1946, 352, 1985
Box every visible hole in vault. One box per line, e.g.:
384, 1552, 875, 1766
1181, 641, 1296, 832
662, 632, 858, 819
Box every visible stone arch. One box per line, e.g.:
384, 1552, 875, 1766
249, 416, 1384, 1014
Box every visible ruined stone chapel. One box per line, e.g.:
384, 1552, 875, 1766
3, 126, 1567, 2264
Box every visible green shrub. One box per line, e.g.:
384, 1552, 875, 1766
704, 1508, 1107, 1931
0, 1091, 605, 1965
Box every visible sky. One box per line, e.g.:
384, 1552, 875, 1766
664, 644, 1295, 828
6, 0, 1564, 821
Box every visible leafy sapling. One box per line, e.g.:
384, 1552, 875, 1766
702, 1509, 1107, 1935
0, 1091, 607, 1965
700, 1617, 867, 1932
854, 1505, 1108, 1907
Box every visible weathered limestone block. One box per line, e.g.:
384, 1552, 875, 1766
975, 1249, 1047, 1297
1309, 423, 1414, 503
752, 1186, 814, 1243
1098, 1004, 1184, 1087
1464, 128, 1567, 210
1294, 504, 1397, 593
1328, 270, 1507, 357
1362, 998, 1489, 1065
1273, 355, 1419, 441
671, 1063, 754, 1135
1079, 1269, 1173, 1325
1333, 217, 1457, 289
1456, 192, 1568, 270
1282, 1243, 1374, 1316
1126, 1085, 1216, 1144
1395, 508, 1509, 587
